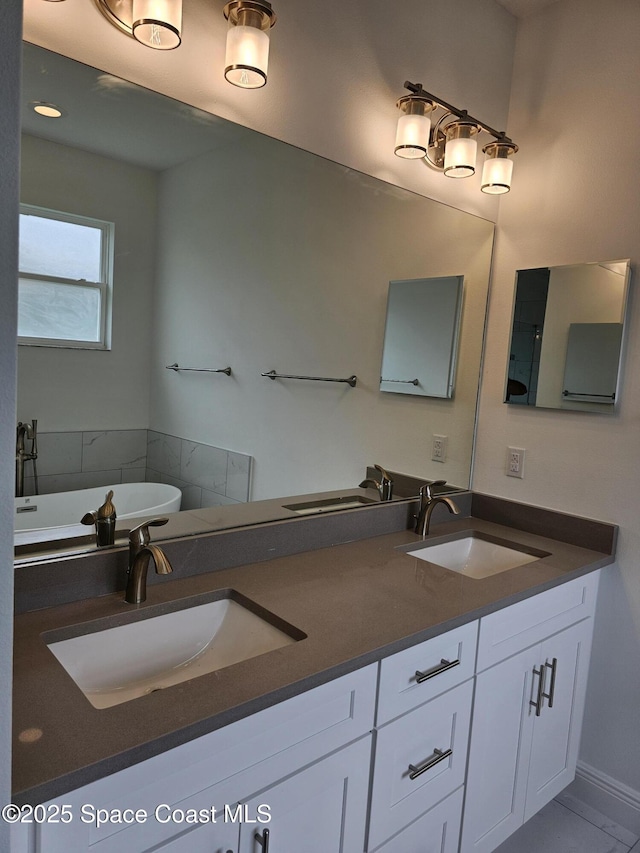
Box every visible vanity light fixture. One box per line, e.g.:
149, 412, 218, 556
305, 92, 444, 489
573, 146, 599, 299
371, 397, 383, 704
394, 95, 434, 159
481, 140, 518, 194
93, 0, 182, 50
223, 0, 276, 89
443, 121, 480, 178
394, 81, 519, 193
131, 0, 182, 49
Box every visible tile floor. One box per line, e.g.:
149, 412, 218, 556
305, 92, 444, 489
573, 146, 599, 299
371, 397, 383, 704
494, 793, 640, 853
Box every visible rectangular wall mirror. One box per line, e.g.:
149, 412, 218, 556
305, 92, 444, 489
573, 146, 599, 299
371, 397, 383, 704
380, 276, 463, 398
505, 259, 631, 412
16, 42, 495, 560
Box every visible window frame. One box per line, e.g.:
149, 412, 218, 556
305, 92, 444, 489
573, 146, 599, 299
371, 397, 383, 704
17, 204, 115, 350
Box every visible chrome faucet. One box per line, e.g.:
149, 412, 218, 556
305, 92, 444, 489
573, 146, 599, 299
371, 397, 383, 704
359, 464, 394, 501
15, 419, 38, 498
125, 518, 173, 604
414, 480, 460, 536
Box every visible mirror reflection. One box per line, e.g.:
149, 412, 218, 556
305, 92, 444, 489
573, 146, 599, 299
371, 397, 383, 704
506, 260, 631, 412
17, 43, 494, 556
380, 276, 463, 398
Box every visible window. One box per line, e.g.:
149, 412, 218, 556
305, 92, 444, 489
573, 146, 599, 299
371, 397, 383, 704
18, 205, 114, 349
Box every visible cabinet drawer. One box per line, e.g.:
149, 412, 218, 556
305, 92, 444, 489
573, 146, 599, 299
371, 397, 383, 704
368, 679, 473, 850
377, 620, 477, 724
369, 787, 463, 853
38, 665, 377, 853
476, 570, 599, 671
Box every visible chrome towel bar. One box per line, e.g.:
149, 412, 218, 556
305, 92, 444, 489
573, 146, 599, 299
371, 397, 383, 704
166, 363, 231, 375
261, 370, 357, 387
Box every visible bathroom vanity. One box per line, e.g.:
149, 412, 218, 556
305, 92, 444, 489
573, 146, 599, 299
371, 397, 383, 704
11, 494, 615, 852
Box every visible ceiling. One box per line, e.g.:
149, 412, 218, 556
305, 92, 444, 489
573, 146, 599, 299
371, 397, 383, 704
494, 0, 561, 18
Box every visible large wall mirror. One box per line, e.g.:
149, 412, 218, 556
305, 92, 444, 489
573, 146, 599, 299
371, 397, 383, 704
505, 260, 631, 412
16, 43, 494, 557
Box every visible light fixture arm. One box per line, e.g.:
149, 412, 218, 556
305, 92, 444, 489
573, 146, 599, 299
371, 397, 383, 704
404, 81, 515, 146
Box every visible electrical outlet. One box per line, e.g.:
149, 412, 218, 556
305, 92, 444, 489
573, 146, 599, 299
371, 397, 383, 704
507, 446, 525, 478
432, 434, 448, 463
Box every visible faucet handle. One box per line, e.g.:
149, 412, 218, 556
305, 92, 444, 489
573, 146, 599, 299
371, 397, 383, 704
374, 465, 394, 500
420, 479, 447, 500
128, 517, 169, 547
374, 464, 392, 482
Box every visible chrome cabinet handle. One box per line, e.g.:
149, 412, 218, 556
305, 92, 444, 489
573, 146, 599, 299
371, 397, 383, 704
415, 658, 460, 684
408, 747, 452, 780
255, 828, 270, 851
530, 665, 545, 716
543, 657, 558, 708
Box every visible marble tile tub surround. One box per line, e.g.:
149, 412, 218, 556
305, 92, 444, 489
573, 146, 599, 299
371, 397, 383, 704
146, 430, 252, 509
20, 429, 148, 497
18, 428, 252, 511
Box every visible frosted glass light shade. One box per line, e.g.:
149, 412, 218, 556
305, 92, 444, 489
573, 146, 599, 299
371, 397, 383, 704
481, 155, 513, 194
443, 122, 479, 178
225, 25, 270, 88
132, 0, 182, 49
444, 135, 477, 178
481, 141, 517, 194
395, 113, 431, 159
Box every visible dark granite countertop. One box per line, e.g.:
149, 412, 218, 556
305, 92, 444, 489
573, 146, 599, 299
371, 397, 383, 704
13, 511, 615, 806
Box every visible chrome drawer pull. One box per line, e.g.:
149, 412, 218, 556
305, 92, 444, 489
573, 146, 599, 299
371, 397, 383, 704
530, 665, 545, 716
543, 657, 558, 708
415, 658, 460, 684
255, 828, 270, 851
408, 747, 452, 779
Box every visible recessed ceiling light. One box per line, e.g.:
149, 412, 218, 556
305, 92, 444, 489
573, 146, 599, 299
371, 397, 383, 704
30, 101, 65, 118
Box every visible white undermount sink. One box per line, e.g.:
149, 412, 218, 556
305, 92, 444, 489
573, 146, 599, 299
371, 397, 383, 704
46, 594, 305, 709
282, 495, 377, 515
404, 534, 548, 579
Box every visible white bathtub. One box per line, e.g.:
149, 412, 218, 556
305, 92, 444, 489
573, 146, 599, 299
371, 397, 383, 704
14, 482, 182, 546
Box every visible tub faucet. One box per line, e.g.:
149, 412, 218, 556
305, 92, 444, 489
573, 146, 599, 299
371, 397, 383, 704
125, 518, 173, 604
414, 480, 461, 536
15, 419, 38, 498
359, 464, 394, 501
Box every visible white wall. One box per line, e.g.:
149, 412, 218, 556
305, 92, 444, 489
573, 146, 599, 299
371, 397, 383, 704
18, 135, 157, 431
150, 134, 494, 498
22, 0, 516, 222
474, 0, 640, 814
0, 1, 21, 844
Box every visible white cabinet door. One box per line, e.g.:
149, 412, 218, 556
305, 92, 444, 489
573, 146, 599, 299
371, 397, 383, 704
462, 617, 595, 853
238, 736, 372, 853
460, 644, 538, 853
10, 823, 32, 853
150, 822, 238, 852
524, 617, 593, 819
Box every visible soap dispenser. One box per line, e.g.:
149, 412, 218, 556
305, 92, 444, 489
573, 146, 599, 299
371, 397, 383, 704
81, 489, 117, 547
